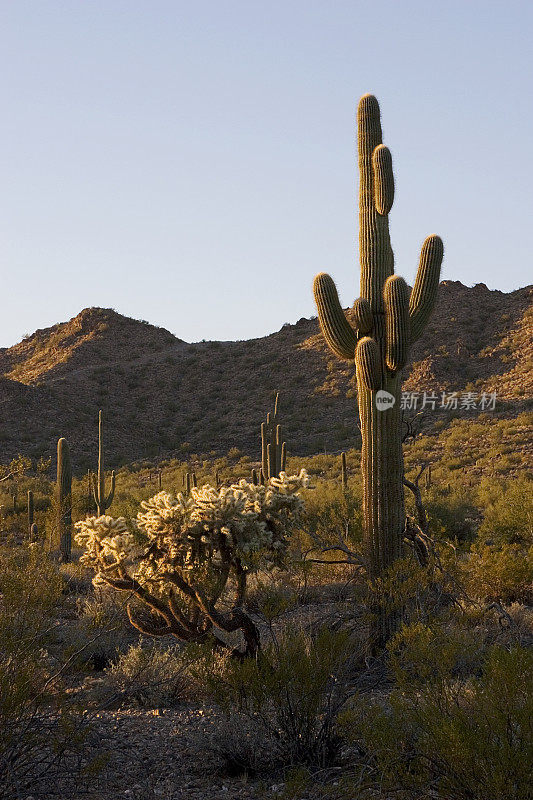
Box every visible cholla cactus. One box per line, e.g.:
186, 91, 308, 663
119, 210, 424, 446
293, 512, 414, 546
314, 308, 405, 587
313, 95, 443, 649
75, 470, 309, 656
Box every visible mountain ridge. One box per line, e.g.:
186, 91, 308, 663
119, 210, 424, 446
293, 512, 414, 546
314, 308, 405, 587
0, 281, 531, 470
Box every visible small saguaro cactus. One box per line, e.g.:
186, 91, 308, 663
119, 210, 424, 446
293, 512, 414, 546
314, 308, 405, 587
341, 452, 348, 492
86, 469, 93, 513
92, 410, 116, 516
27, 490, 34, 538
260, 393, 287, 483
313, 94, 443, 649
57, 437, 72, 562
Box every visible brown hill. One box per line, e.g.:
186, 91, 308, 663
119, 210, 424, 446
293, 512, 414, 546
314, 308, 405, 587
0, 282, 531, 472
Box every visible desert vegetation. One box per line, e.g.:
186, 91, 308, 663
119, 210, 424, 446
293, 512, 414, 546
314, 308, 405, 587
1, 94, 531, 800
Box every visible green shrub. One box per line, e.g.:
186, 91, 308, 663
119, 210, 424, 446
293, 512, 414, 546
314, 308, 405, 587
340, 626, 533, 800
477, 476, 533, 545
102, 642, 192, 708
296, 481, 363, 560
0, 547, 89, 796
464, 541, 533, 604
423, 492, 479, 542
203, 627, 355, 772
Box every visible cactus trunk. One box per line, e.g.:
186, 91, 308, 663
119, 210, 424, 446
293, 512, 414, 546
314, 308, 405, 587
341, 452, 348, 492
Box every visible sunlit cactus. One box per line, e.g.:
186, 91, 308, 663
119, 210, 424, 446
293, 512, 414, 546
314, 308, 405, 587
260, 393, 287, 482
91, 410, 116, 516
341, 452, 347, 492
57, 437, 72, 562
313, 94, 443, 649
27, 490, 34, 539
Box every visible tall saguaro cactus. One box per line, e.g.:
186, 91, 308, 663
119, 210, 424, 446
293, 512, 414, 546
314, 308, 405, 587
92, 410, 116, 516
57, 437, 72, 563
313, 95, 443, 648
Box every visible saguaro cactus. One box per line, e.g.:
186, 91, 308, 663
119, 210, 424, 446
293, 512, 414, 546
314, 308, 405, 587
313, 95, 443, 648
341, 452, 348, 493
57, 437, 72, 562
260, 393, 287, 482
92, 410, 116, 516
27, 490, 34, 538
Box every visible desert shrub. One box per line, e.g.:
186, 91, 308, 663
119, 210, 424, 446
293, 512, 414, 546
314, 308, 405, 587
203, 627, 355, 772
74, 583, 134, 670
299, 481, 363, 547
101, 641, 192, 708
464, 540, 533, 604
476, 476, 533, 545
0, 547, 88, 796
423, 491, 479, 542
294, 482, 364, 587
340, 625, 533, 800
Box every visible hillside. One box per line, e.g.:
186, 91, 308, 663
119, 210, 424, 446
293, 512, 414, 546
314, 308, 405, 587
0, 282, 531, 471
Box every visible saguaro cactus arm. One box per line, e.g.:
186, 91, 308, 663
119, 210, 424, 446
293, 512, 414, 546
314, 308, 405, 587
409, 234, 444, 342
313, 274, 358, 360
384, 275, 410, 371
106, 470, 116, 508
355, 337, 381, 391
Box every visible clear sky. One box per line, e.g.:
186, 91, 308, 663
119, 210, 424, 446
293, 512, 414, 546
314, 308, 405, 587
1, 0, 532, 347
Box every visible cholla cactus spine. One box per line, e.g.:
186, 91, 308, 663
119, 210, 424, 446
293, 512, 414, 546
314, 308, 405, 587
57, 437, 72, 562
91, 410, 116, 516
313, 94, 443, 648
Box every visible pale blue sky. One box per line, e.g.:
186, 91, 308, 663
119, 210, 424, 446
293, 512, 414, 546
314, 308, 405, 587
1, 0, 531, 347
